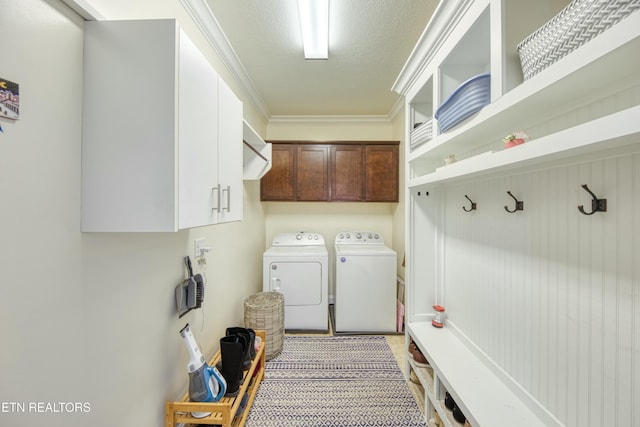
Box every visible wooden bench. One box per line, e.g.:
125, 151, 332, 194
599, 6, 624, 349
407, 323, 557, 426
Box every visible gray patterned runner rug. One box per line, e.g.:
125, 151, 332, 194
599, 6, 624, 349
245, 335, 427, 427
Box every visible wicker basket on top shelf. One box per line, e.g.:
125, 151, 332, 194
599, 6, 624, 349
517, 0, 640, 80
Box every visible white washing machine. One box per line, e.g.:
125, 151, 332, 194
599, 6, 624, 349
334, 231, 397, 333
263, 231, 328, 331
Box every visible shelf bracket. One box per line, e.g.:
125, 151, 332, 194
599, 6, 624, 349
578, 184, 607, 215
504, 191, 524, 213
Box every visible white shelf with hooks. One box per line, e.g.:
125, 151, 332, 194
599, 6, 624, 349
409, 104, 640, 188
395, 1, 640, 426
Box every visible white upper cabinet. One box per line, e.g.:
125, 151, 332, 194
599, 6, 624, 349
81, 19, 243, 232
216, 77, 243, 223
177, 26, 220, 229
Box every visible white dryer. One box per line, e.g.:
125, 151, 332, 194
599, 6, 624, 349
334, 231, 397, 333
263, 232, 328, 331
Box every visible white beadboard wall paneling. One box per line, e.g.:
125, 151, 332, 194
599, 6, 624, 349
408, 188, 439, 322
631, 153, 640, 427
441, 151, 639, 427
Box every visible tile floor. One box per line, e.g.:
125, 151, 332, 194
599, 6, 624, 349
385, 334, 426, 416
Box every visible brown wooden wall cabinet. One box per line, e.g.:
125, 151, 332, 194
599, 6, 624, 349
331, 145, 363, 201
297, 145, 329, 201
260, 141, 399, 202
364, 145, 399, 202
260, 145, 295, 201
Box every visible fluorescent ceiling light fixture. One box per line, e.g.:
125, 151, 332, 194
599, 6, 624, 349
298, 0, 329, 59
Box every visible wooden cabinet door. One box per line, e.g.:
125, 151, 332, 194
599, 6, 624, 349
331, 145, 363, 201
297, 145, 329, 201
365, 145, 399, 202
260, 145, 296, 201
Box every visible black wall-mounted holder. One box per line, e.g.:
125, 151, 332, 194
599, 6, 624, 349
175, 256, 205, 318
463, 195, 477, 212
504, 191, 524, 213
578, 184, 607, 215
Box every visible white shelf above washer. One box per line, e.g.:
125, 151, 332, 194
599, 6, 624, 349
242, 119, 271, 180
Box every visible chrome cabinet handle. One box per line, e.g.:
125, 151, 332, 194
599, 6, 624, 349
211, 184, 221, 212
222, 185, 231, 212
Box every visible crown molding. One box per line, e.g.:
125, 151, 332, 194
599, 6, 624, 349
180, 0, 271, 121
388, 96, 405, 122
269, 115, 394, 124
391, 0, 475, 96
63, 0, 407, 123
60, 0, 104, 20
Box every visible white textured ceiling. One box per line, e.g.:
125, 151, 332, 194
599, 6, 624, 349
206, 0, 438, 117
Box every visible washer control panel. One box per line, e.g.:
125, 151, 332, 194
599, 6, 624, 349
335, 231, 384, 244
271, 231, 325, 246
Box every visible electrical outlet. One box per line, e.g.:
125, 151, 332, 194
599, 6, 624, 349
194, 238, 207, 259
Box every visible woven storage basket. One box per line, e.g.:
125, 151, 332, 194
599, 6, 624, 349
410, 119, 433, 151
244, 291, 284, 360
517, 0, 640, 80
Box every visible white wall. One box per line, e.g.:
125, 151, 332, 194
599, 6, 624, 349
0, 1, 266, 426
0, 3, 86, 425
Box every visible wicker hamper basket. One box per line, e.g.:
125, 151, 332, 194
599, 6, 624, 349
517, 0, 640, 80
244, 291, 284, 360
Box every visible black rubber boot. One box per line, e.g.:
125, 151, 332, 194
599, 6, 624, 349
245, 328, 256, 360
226, 327, 254, 370
219, 335, 246, 396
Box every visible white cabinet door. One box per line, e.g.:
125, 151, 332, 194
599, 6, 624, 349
178, 28, 219, 229
216, 77, 243, 224
82, 19, 243, 231
82, 19, 179, 232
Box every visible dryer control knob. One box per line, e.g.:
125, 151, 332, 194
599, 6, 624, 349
374, 234, 379, 239
308, 235, 312, 239
345, 233, 351, 238
356, 233, 362, 239
338, 233, 344, 239
314, 235, 319, 240
368, 233, 373, 239
296, 234, 302, 240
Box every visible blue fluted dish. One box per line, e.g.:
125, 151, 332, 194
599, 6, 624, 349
435, 73, 491, 133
